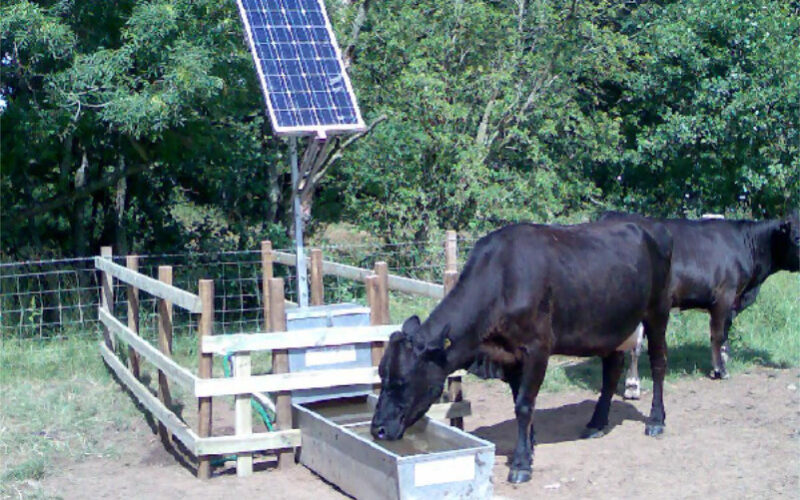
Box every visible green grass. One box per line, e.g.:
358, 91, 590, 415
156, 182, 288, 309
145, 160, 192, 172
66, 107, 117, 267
0, 335, 143, 498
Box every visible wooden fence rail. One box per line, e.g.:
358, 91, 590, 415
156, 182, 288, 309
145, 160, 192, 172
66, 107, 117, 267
95, 256, 203, 312
272, 250, 446, 299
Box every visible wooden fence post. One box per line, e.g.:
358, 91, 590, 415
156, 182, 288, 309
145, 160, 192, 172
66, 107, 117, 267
261, 241, 273, 332
445, 230, 458, 273
197, 280, 214, 479
443, 271, 459, 295
269, 278, 293, 468
444, 231, 463, 429
100, 246, 114, 350
367, 274, 384, 393
234, 351, 253, 477
157, 266, 174, 445
373, 262, 390, 325
309, 248, 324, 306
126, 255, 140, 379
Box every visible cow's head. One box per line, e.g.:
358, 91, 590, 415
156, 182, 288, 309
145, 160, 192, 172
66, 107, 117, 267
776, 210, 799, 272
370, 316, 450, 440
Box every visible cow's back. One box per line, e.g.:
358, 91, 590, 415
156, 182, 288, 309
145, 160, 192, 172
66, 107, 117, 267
466, 221, 671, 357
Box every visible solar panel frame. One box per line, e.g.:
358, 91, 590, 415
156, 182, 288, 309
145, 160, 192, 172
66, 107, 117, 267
235, 0, 367, 136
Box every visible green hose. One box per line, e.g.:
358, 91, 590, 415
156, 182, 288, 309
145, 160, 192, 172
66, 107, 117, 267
212, 352, 276, 467
222, 352, 275, 431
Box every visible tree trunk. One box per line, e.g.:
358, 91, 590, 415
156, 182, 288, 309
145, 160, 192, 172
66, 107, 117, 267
115, 155, 129, 255
72, 149, 89, 257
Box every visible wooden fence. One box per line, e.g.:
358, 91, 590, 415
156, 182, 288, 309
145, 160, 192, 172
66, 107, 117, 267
95, 231, 469, 479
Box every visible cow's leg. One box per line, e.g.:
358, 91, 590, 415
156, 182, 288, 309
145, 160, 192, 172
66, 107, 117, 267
709, 303, 734, 379
582, 351, 625, 438
507, 353, 548, 484
505, 364, 536, 447
644, 316, 669, 436
624, 324, 644, 400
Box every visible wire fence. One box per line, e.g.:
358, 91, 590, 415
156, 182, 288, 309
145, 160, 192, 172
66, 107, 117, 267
0, 237, 477, 343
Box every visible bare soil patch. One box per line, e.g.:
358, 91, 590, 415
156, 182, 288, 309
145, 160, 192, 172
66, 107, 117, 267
37, 367, 798, 499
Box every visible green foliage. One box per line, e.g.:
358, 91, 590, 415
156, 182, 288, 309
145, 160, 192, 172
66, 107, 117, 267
610, 0, 800, 216
322, 0, 627, 239
1, 0, 289, 260
2, 0, 798, 259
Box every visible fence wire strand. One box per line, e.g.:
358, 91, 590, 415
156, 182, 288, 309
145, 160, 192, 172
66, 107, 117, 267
1, 236, 476, 342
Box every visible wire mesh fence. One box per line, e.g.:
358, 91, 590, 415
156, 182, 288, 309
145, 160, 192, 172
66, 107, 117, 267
0, 236, 475, 343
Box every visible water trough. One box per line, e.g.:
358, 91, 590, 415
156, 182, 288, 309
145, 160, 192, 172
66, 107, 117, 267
294, 395, 495, 500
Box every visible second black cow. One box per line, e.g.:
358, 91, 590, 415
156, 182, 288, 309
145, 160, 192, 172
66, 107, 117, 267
604, 210, 800, 396
371, 220, 673, 483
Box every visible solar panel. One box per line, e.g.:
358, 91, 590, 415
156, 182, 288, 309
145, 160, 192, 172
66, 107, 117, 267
235, 0, 366, 136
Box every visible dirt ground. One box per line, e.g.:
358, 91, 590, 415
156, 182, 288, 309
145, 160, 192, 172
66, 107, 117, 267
36, 367, 799, 499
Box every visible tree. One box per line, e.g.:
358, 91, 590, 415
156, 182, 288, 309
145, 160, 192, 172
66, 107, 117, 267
609, 0, 800, 217
319, 0, 637, 241
1, 0, 291, 259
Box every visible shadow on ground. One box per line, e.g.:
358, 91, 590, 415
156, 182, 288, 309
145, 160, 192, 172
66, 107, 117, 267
471, 399, 646, 457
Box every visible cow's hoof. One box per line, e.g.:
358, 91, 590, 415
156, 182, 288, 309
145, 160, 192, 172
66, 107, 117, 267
508, 468, 532, 484
709, 369, 730, 380
623, 386, 641, 400
645, 423, 665, 437
580, 426, 606, 439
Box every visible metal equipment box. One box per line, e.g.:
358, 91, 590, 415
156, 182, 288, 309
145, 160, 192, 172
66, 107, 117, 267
293, 395, 495, 500
286, 303, 373, 403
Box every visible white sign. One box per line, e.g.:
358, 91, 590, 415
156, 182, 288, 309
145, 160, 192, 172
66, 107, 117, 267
414, 455, 475, 487
304, 344, 357, 366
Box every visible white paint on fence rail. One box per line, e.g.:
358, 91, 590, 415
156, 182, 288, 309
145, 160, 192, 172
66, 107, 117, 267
195, 429, 301, 456
272, 251, 446, 299
195, 366, 380, 397
201, 324, 401, 354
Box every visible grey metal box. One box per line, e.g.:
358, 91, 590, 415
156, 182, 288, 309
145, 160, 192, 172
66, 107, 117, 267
293, 395, 495, 500
286, 303, 372, 403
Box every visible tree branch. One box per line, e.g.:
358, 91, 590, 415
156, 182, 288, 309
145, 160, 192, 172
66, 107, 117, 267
343, 0, 372, 66
8, 161, 151, 223
299, 114, 387, 207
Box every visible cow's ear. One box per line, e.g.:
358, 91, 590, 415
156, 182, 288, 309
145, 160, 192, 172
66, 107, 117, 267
402, 315, 421, 335
416, 324, 451, 361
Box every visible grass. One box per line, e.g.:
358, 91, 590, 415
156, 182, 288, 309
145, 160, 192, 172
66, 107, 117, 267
0, 334, 143, 498
0, 272, 796, 495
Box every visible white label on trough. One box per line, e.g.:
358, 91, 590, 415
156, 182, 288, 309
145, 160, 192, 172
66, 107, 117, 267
414, 455, 475, 487
305, 345, 357, 366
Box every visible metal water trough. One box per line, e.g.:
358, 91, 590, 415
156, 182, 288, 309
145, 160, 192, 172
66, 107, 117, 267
293, 395, 495, 500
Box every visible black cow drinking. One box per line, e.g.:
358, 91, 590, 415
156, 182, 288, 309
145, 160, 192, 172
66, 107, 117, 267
371, 220, 674, 483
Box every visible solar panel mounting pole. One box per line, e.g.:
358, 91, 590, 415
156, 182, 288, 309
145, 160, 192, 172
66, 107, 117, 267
290, 135, 309, 308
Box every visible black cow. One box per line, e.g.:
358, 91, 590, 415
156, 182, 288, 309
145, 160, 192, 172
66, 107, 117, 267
602, 211, 800, 396
370, 220, 673, 483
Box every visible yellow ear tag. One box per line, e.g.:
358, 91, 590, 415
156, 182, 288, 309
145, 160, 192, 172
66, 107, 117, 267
443, 338, 452, 350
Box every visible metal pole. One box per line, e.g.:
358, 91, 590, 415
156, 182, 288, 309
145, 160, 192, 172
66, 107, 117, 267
290, 136, 309, 307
